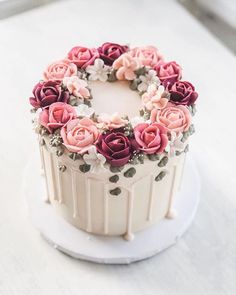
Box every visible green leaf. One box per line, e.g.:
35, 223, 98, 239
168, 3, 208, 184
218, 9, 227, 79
109, 175, 119, 183
124, 167, 136, 178
110, 187, 121, 196
79, 164, 90, 173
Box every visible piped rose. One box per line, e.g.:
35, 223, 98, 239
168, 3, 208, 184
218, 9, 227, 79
43, 59, 77, 81
61, 118, 99, 154
167, 80, 198, 106
150, 103, 191, 134
67, 46, 99, 69
154, 61, 182, 85
98, 42, 129, 65
129, 46, 164, 67
39, 102, 76, 133
29, 81, 69, 109
96, 131, 136, 167
113, 53, 140, 80
134, 123, 168, 154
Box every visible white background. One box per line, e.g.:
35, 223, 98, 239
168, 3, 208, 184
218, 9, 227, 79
0, 0, 236, 294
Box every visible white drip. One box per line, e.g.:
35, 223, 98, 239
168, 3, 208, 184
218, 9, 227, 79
40, 145, 50, 203
49, 152, 57, 201
103, 185, 109, 234
124, 187, 135, 241
71, 170, 78, 218
86, 178, 92, 232
147, 175, 154, 221
57, 164, 63, 204
166, 165, 177, 219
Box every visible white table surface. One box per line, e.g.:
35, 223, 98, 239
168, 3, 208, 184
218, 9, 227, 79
0, 0, 236, 294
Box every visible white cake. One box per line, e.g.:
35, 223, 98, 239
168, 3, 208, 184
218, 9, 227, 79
29, 43, 198, 241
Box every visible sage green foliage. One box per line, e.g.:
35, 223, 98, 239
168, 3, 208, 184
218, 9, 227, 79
79, 164, 90, 173
109, 175, 119, 183
124, 167, 136, 178
110, 187, 121, 196
155, 171, 167, 182
158, 156, 168, 167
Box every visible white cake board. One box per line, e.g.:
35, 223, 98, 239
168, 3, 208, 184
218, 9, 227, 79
23, 155, 200, 264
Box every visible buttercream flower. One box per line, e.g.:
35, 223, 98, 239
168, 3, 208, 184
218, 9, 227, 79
129, 46, 164, 67
39, 102, 76, 133
96, 131, 136, 167
166, 80, 198, 106
154, 61, 182, 85
129, 116, 145, 128
63, 76, 90, 99
83, 146, 106, 173
86, 59, 110, 82
98, 42, 129, 65
150, 103, 191, 134
43, 59, 77, 81
76, 104, 95, 118
134, 123, 168, 154
97, 112, 128, 130
137, 70, 160, 92
61, 118, 99, 154
67, 46, 99, 69
113, 53, 140, 80
29, 81, 69, 109
165, 131, 185, 157
142, 84, 169, 111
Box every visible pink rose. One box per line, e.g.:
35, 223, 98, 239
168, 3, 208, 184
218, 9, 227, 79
134, 123, 168, 154
129, 46, 164, 67
113, 53, 140, 80
154, 61, 182, 85
39, 102, 76, 133
150, 103, 191, 134
63, 76, 90, 99
43, 59, 77, 81
61, 118, 99, 154
142, 84, 168, 111
97, 113, 128, 130
67, 46, 99, 69
98, 42, 129, 65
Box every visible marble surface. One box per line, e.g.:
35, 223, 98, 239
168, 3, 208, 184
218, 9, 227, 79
0, 0, 236, 294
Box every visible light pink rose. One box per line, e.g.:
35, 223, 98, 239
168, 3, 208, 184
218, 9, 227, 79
113, 53, 140, 80
67, 46, 99, 69
43, 59, 77, 81
129, 46, 164, 67
61, 118, 99, 154
39, 102, 76, 133
150, 103, 191, 134
63, 76, 90, 99
134, 123, 168, 154
142, 84, 168, 111
97, 113, 128, 130
154, 61, 182, 85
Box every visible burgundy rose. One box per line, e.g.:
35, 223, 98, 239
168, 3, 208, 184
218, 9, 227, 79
154, 61, 182, 86
96, 131, 136, 167
67, 46, 99, 69
98, 42, 129, 65
29, 81, 69, 109
167, 81, 198, 106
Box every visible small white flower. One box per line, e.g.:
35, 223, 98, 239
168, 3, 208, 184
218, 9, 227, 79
129, 116, 145, 128
76, 104, 95, 118
83, 146, 106, 173
137, 70, 160, 92
86, 58, 110, 82
165, 131, 185, 157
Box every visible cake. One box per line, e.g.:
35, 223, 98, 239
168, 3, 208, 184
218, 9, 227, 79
29, 42, 198, 241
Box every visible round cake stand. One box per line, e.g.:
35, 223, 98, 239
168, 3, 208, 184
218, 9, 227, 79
23, 155, 200, 265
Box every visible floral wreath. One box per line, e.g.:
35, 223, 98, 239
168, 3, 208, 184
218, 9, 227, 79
30, 42, 198, 174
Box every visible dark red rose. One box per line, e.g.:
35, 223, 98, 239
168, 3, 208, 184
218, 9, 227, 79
98, 42, 129, 65
154, 61, 182, 86
167, 81, 198, 106
96, 131, 137, 167
29, 81, 69, 109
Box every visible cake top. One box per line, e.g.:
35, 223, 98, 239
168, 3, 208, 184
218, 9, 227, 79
29, 42, 198, 172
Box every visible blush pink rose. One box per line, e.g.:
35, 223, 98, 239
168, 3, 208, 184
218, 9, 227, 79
154, 61, 182, 85
129, 46, 164, 67
67, 46, 99, 69
150, 103, 191, 134
97, 113, 128, 130
63, 76, 90, 99
134, 123, 168, 154
43, 59, 77, 81
39, 102, 76, 133
61, 118, 99, 154
113, 53, 140, 80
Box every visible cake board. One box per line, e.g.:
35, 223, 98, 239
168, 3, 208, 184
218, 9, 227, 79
23, 154, 200, 264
